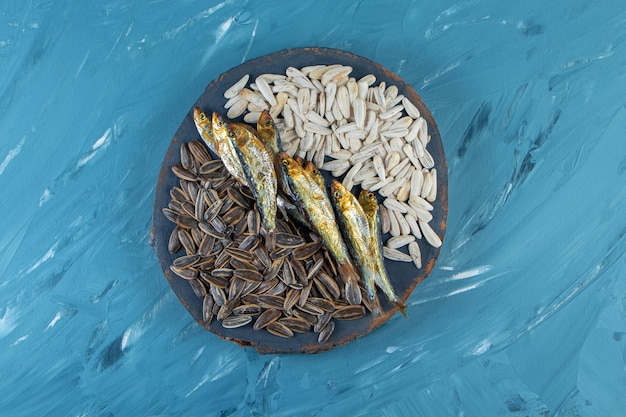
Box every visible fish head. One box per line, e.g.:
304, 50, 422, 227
193, 107, 210, 129
330, 180, 353, 212
211, 112, 228, 139
358, 190, 378, 214
256, 110, 275, 138
278, 151, 302, 176
304, 161, 325, 188
226, 122, 250, 148
294, 156, 306, 167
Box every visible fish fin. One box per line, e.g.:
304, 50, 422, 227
264, 228, 276, 252
337, 261, 362, 305
393, 302, 408, 318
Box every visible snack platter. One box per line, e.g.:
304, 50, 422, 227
151, 47, 448, 354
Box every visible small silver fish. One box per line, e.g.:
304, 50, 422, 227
330, 180, 382, 315
279, 152, 362, 306
359, 190, 407, 317
228, 122, 277, 248
192, 107, 217, 154
211, 112, 247, 184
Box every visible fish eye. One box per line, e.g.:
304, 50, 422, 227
264, 119, 272, 126
312, 169, 319, 175
333, 190, 342, 199
282, 159, 289, 166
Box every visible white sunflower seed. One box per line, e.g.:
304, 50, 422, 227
372, 154, 386, 181
342, 162, 362, 191
364, 118, 380, 144
408, 241, 422, 268
358, 74, 376, 86
401, 95, 419, 117
427, 169, 437, 202
255, 76, 277, 106
244, 112, 261, 123
239, 88, 268, 110
388, 158, 410, 178
387, 234, 415, 249
379, 178, 406, 197
379, 104, 404, 120
395, 180, 412, 202
301, 64, 327, 76
419, 220, 442, 248
293, 76, 316, 90
369, 176, 394, 192
388, 208, 401, 236
421, 168, 432, 198
383, 197, 409, 214
353, 97, 366, 129
321, 65, 353, 86
297, 88, 310, 115
332, 100, 344, 122
227, 98, 249, 119
224, 74, 250, 99
321, 159, 351, 172
404, 214, 422, 239
282, 102, 294, 128
419, 149, 435, 169
325, 82, 336, 113
384, 85, 398, 103
360, 176, 379, 191
304, 121, 332, 136
336, 85, 351, 119
383, 247, 412, 262
403, 143, 422, 169
224, 94, 243, 109
410, 169, 424, 197
408, 195, 434, 211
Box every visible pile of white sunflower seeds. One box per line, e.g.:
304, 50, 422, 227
222, 64, 442, 269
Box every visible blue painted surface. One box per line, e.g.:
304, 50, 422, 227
1, 1, 625, 415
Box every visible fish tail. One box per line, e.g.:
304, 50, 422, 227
337, 261, 362, 305
362, 290, 383, 316
393, 301, 408, 318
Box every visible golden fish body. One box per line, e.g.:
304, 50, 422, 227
330, 180, 380, 314
227, 122, 277, 240
279, 152, 362, 306
256, 110, 283, 157
192, 107, 217, 154
359, 190, 407, 317
211, 112, 247, 184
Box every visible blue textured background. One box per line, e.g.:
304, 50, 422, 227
1, 1, 625, 416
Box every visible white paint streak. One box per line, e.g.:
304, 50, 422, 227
200, 17, 235, 68
0, 136, 26, 176
241, 18, 259, 63
38, 188, 53, 206
422, 61, 461, 87
76, 128, 112, 168
257, 357, 279, 388
471, 339, 492, 355
164, 0, 236, 39
0, 306, 19, 339
25, 241, 59, 274
46, 311, 62, 330
185, 373, 210, 397
448, 265, 493, 281
9, 333, 30, 346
